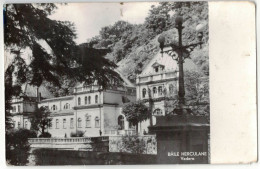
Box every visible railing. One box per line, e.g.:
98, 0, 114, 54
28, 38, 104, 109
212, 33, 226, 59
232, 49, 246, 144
104, 130, 136, 136
28, 136, 109, 144
138, 71, 177, 83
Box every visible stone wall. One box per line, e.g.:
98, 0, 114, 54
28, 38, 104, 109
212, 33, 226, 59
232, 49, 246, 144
109, 135, 157, 155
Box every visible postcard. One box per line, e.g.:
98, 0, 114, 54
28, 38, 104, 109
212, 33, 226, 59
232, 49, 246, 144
3, 1, 257, 165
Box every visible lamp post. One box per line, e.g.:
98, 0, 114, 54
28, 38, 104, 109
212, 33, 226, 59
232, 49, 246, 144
149, 16, 209, 164
158, 15, 203, 115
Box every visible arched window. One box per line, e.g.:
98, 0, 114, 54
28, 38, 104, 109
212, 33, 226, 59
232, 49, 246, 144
142, 88, 147, 98
153, 109, 163, 116
64, 103, 70, 110
95, 95, 98, 104
118, 115, 125, 130
18, 105, 21, 112
70, 118, 74, 129
18, 122, 21, 129
78, 118, 82, 128
51, 105, 57, 111
158, 86, 163, 96
63, 119, 66, 129
56, 119, 59, 129
169, 84, 174, 94
85, 96, 88, 105
85, 116, 91, 128
78, 97, 81, 106
25, 121, 28, 129
153, 87, 157, 97
88, 96, 91, 104
95, 116, 100, 128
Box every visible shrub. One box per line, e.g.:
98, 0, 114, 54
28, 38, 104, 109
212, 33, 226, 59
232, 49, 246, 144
39, 132, 51, 138
70, 130, 85, 137
6, 129, 37, 165
121, 135, 146, 154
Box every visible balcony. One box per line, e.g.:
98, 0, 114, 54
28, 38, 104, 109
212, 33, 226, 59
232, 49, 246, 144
137, 70, 178, 85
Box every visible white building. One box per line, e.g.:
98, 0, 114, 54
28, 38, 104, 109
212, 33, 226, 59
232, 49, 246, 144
10, 74, 136, 137
136, 50, 200, 134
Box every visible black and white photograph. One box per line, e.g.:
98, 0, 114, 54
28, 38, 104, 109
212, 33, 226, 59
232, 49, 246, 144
4, 1, 212, 165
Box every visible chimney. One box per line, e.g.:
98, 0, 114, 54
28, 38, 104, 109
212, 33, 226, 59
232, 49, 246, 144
39, 92, 41, 102
36, 87, 41, 102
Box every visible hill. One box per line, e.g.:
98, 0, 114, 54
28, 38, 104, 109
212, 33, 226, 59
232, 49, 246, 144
89, 1, 209, 83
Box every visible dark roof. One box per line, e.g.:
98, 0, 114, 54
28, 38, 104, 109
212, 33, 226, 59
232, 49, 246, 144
21, 83, 53, 99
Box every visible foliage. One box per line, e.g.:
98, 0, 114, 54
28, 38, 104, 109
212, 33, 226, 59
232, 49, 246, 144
121, 135, 146, 154
39, 132, 52, 138
122, 101, 149, 133
6, 129, 37, 165
4, 4, 123, 113
30, 106, 52, 135
144, 2, 171, 35
70, 130, 85, 137
184, 70, 209, 103
88, 1, 209, 83
5, 65, 22, 129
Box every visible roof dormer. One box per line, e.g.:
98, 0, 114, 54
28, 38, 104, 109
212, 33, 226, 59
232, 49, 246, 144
152, 61, 165, 73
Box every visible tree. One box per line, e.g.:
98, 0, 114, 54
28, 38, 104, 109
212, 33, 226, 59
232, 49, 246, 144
30, 106, 52, 135
122, 101, 149, 134
144, 2, 171, 35
4, 4, 122, 124
5, 64, 22, 129
6, 129, 37, 165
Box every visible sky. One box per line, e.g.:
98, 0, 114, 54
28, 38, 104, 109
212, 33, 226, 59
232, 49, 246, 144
49, 2, 158, 44
4, 2, 158, 68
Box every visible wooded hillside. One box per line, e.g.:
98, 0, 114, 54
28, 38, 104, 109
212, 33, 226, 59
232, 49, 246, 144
89, 2, 209, 83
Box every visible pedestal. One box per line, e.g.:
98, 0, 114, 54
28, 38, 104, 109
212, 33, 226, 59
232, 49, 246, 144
149, 113, 209, 164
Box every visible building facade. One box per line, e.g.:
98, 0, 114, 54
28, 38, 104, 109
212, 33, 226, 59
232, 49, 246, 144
9, 50, 207, 137
10, 76, 136, 137
136, 50, 202, 134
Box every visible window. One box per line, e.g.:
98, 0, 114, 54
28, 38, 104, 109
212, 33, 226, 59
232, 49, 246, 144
153, 87, 157, 97
85, 96, 88, 105
78, 97, 81, 106
158, 86, 163, 96
95, 116, 100, 128
18, 122, 21, 129
56, 119, 59, 129
95, 95, 98, 104
78, 118, 82, 128
24, 121, 28, 129
13, 106, 16, 112
118, 115, 125, 130
88, 96, 91, 104
169, 84, 174, 94
18, 105, 21, 112
85, 116, 91, 128
63, 119, 66, 129
153, 109, 163, 116
142, 88, 147, 98
49, 118, 53, 129
51, 105, 57, 111
64, 103, 70, 110
70, 118, 74, 129
155, 67, 159, 73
